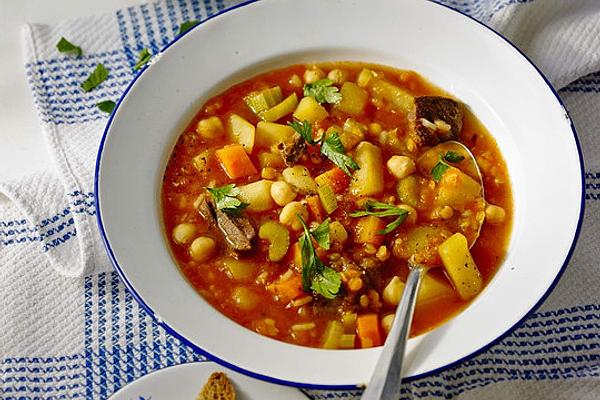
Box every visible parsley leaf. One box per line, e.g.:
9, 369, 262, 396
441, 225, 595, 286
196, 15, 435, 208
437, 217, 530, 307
320, 132, 359, 177
207, 184, 248, 216
431, 161, 450, 182
310, 219, 330, 250
288, 120, 315, 145
350, 201, 409, 234
431, 151, 463, 182
81, 63, 109, 92
444, 151, 465, 163
134, 48, 152, 71
56, 37, 82, 57
303, 79, 342, 104
311, 267, 342, 300
178, 20, 200, 35
297, 215, 341, 298
97, 100, 116, 114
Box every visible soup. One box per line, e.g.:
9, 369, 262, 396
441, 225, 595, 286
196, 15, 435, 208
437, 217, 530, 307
162, 62, 512, 349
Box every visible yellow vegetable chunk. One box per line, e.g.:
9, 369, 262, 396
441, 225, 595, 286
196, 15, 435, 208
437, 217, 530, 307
237, 180, 274, 212
255, 121, 295, 148
438, 233, 483, 300
282, 165, 318, 194
231, 286, 260, 311
321, 320, 344, 349
222, 257, 258, 282
192, 150, 211, 172
394, 226, 451, 266
227, 114, 255, 153
417, 274, 455, 304
336, 82, 368, 115
258, 221, 290, 262
354, 216, 385, 245
350, 141, 384, 196
329, 221, 348, 244
293, 96, 329, 123
317, 184, 338, 214
196, 116, 225, 139
262, 93, 299, 122
369, 78, 415, 114
435, 168, 482, 209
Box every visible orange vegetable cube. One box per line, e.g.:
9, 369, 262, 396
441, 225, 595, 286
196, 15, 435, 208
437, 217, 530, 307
215, 144, 258, 179
306, 195, 324, 222
315, 167, 350, 194
357, 314, 381, 348
354, 216, 385, 245
267, 273, 303, 302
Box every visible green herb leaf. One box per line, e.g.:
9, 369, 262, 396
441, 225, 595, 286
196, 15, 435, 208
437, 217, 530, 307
310, 219, 330, 250
178, 20, 200, 35
350, 200, 409, 234
431, 161, 449, 182
303, 79, 342, 104
297, 214, 340, 298
97, 100, 116, 114
56, 37, 82, 57
288, 120, 315, 145
320, 132, 359, 177
444, 151, 465, 163
207, 184, 249, 216
310, 267, 342, 300
133, 48, 152, 71
81, 63, 109, 92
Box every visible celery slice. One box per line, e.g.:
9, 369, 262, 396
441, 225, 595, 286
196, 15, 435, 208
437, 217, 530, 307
261, 93, 299, 122
244, 86, 283, 117
318, 184, 338, 214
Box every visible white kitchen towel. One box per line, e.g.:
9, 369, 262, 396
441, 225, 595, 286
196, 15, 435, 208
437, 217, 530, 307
1, 0, 599, 399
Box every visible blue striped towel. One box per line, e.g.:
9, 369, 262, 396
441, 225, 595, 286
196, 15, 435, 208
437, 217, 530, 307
1, 0, 599, 399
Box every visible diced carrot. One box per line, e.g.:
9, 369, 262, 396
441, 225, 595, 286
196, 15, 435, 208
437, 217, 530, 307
306, 195, 324, 222
315, 167, 350, 194
215, 144, 258, 179
354, 216, 385, 245
357, 313, 381, 348
267, 273, 303, 302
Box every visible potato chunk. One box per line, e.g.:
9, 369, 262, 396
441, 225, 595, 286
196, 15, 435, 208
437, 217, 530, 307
438, 233, 483, 300
336, 82, 368, 115
237, 180, 274, 212
227, 114, 255, 153
435, 168, 482, 209
293, 96, 329, 123
255, 121, 295, 148
350, 141, 384, 196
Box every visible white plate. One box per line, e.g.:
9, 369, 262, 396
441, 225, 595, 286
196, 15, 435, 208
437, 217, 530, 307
96, 0, 584, 389
109, 362, 309, 400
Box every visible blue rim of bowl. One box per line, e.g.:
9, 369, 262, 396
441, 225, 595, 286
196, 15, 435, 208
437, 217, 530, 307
94, 0, 586, 390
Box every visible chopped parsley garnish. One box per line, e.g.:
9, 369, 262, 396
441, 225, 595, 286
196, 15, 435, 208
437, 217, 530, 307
350, 200, 409, 235
288, 120, 359, 177
207, 184, 248, 216
56, 37, 82, 57
288, 120, 315, 144
133, 48, 152, 71
320, 132, 359, 177
297, 215, 341, 299
178, 20, 200, 35
97, 100, 116, 114
303, 79, 342, 104
431, 151, 465, 182
81, 63, 109, 92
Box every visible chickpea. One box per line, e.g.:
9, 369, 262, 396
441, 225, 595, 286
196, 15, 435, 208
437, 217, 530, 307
485, 204, 506, 224
376, 245, 390, 262
289, 74, 303, 88
279, 201, 308, 231
231, 286, 259, 311
303, 67, 325, 84
172, 223, 198, 245
439, 205, 454, 220
368, 122, 382, 136
327, 68, 347, 85
270, 181, 297, 206
387, 155, 416, 180
382, 314, 395, 334
383, 276, 405, 306
348, 277, 364, 292
196, 116, 224, 139
189, 236, 216, 262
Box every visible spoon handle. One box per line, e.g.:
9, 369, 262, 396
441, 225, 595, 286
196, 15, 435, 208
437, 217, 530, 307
361, 265, 426, 400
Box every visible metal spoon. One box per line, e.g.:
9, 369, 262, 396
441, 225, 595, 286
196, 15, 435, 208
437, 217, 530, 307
361, 141, 485, 400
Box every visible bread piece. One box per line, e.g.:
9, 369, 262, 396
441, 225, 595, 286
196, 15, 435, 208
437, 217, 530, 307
199, 372, 236, 400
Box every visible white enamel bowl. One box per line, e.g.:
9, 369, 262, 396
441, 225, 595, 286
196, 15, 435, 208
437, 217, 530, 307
95, 0, 584, 389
